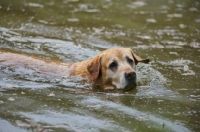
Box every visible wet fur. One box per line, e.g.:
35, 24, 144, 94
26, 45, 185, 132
0, 48, 149, 90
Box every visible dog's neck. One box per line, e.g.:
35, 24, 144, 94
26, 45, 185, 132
69, 60, 91, 80
69, 60, 114, 90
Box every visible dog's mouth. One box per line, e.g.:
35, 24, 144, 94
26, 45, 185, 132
123, 79, 137, 91
123, 83, 137, 91
121, 70, 137, 91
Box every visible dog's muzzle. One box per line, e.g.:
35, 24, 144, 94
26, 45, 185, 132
123, 70, 137, 91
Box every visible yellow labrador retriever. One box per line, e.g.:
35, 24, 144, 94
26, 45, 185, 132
0, 48, 149, 91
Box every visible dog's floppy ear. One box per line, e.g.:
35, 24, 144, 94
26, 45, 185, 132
129, 48, 150, 65
87, 55, 101, 81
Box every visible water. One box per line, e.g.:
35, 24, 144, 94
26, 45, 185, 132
0, 0, 200, 131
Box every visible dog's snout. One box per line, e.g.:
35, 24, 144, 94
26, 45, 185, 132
125, 70, 136, 80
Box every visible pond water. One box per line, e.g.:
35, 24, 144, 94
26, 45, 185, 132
0, 0, 200, 132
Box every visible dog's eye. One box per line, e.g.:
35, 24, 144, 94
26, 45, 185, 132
127, 57, 134, 64
109, 61, 118, 69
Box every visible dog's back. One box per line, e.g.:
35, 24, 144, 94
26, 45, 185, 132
0, 51, 71, 76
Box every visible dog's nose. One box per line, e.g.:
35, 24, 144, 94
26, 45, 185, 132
125, 70, 136, 80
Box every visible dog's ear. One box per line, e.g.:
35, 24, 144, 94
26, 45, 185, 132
129, 48, 150, 65
87, 55, 101, 81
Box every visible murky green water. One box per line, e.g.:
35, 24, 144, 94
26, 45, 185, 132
0, 0, 200, 132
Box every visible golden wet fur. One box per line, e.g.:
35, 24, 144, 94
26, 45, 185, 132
0, 48, 149, 90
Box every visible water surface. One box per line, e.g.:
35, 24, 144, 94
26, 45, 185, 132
0, 0, 200, 132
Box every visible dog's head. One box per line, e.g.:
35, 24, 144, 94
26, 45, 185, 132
87, 48, 149, 91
